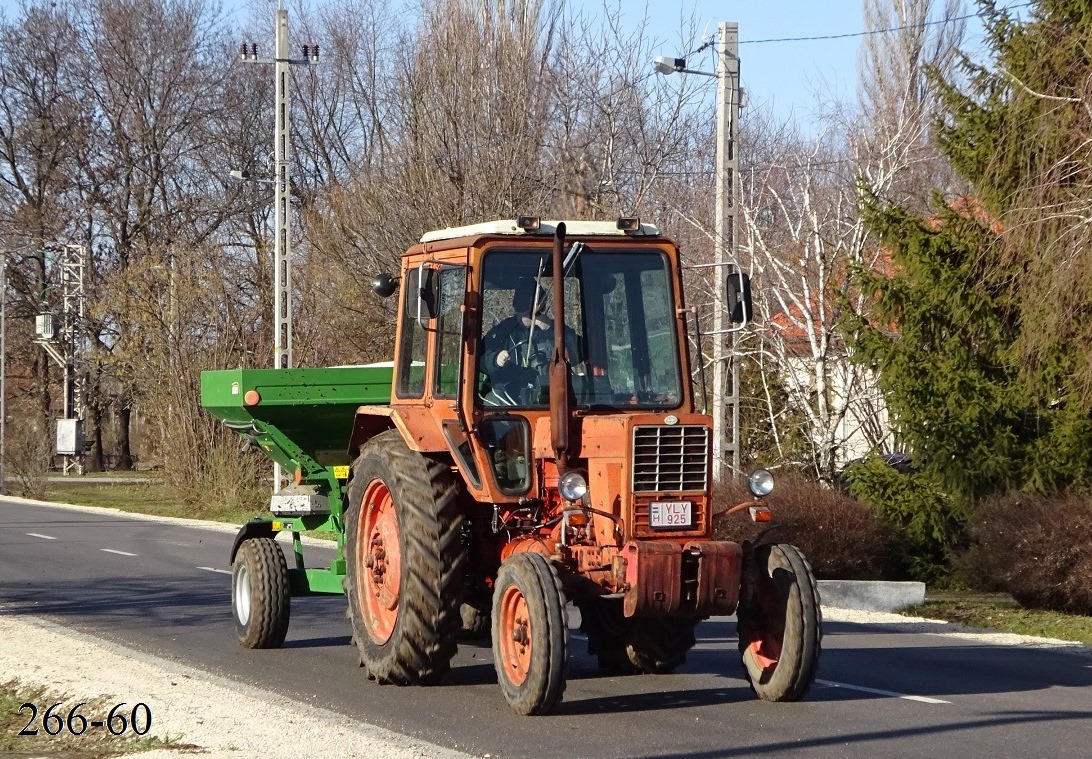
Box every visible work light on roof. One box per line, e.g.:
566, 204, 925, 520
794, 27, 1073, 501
516, 215, 541, 232
616, 217, 641, 232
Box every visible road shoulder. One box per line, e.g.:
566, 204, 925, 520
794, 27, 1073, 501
0, 611, 472, 759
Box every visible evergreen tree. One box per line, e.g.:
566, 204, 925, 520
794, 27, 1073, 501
851, 0, 1092, 498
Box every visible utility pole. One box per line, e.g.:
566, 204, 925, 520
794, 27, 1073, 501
240, 0, 318, 491
711, 22, 741, 483
652, 24, 743, 482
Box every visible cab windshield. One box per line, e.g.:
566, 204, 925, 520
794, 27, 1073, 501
477, 247, 682, 409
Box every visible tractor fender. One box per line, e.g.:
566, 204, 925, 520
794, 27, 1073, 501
347, 406, 448, 457
229, 519, 276, 565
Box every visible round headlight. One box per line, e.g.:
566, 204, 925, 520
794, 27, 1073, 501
558, 470, 589, 502
747, 468, 775, 498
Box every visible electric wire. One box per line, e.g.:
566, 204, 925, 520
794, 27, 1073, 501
739, 2, 1032, 45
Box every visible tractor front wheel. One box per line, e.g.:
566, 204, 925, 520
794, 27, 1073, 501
231, 537, 290, 649
492, 553, 569, 715
344, 431, 466, 684
736, 543, 822, 701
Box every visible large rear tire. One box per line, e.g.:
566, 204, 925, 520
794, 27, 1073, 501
736, 543, 822, 701
492, 552, 569, 715
344, 430, 466, 684
231, 537, 290, 649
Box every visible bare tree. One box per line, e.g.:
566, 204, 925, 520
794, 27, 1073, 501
0, 2, 85, 432
737, 0, 966, 479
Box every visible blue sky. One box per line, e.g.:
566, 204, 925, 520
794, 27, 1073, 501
0, 0, 1003, 129
650, 1, 866, 126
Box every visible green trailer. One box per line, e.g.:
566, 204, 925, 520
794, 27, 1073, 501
200, 366, 391, 602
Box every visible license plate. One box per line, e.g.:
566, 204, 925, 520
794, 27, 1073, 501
649, 501, 693, 529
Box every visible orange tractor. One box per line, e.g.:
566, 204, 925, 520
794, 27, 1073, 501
202, 217, 821, 715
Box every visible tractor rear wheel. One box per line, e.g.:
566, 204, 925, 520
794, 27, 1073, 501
231, 537, 290, 649
344, 431, 466, 684
579, 598, 697, 674
492, 553, 568, 715
736, 543, 822, 701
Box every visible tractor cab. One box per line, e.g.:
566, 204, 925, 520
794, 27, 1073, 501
371, 218, 707, 512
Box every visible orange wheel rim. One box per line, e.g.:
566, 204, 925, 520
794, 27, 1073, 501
498, 584, 532, 686
748, 631, 783, 671
747, 574, 784, 672
357, 480, 401, 645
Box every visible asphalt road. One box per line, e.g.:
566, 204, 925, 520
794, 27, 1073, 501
1, 497, 1090, 758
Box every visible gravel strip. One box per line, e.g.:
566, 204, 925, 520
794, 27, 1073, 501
0, 612, 475, 759
824, 606, 1092, 654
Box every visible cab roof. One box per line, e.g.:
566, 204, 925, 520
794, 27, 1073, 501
419, 218, 661, 244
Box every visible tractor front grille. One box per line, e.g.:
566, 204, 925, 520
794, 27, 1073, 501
631, 425, 710, 493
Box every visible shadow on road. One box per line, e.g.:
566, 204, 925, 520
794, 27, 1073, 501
628, 709, 1092, 759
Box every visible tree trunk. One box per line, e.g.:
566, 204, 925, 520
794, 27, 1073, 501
117, 405, 134, 470
86, 401, 105, 472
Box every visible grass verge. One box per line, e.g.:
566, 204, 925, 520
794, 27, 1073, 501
40, 480, 336, 541
44, 480, 258, 524
1, 678, 196, 757
907, 595, 1092, 644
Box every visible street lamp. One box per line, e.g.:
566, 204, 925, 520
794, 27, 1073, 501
653, 56, 716, 78
655, 22, 743, 483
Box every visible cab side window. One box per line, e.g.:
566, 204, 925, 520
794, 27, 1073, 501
396, 267, 431, 397
434, 267, 466, 398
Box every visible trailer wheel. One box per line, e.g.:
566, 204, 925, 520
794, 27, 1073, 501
344, 431, 465, 684
459, 597, 492, 640
579, 598, 697, 674
736, 544, 822, 701
624, 617, 699, 674
231, 537, 290, 649
492, 553, 568, 715
577, 598, 636, 674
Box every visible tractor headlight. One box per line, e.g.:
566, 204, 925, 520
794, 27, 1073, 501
558, 470, 589, 502
747, 468, 775, 498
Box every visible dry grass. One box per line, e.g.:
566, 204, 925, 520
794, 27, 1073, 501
0, 678, 192, 757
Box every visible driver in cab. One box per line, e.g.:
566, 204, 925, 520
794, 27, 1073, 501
480, 277, 580, 406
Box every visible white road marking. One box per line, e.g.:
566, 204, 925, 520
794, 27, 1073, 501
816, 678, 950, 704
100, 549, 138, 557
198, 567, 231, 575
26, 533, 57, 540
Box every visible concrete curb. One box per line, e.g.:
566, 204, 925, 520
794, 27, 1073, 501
819, 579, 926, 612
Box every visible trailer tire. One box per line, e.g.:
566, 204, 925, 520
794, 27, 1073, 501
231, 537, 290, 649
459, 598, 492, 640
577, 598, 636, 674
624, 617, 699, 674
578, 598, 697, 674
492, 553, 569, 715
344, 431, 466, 684
736, 543, 822, 701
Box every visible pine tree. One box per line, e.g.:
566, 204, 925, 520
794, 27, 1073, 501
851, 0, 1092, 498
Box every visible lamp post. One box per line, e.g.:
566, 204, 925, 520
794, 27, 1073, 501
655, 22, 742, 483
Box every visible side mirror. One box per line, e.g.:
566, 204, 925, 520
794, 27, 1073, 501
726, 271, 752, 324
371, 273, 398, 298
